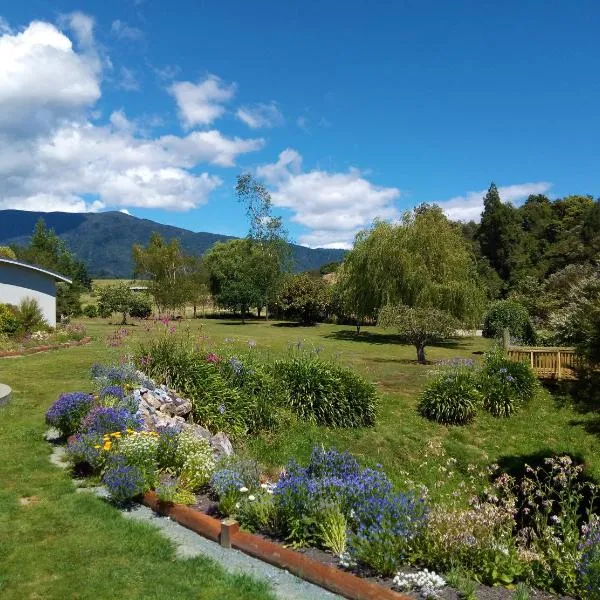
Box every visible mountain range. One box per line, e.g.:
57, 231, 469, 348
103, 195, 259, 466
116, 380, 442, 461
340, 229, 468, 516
0, 210, 346, 278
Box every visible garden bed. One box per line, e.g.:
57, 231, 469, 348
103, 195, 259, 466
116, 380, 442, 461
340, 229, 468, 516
144, 490, 570, 600
0, 336, 92, 358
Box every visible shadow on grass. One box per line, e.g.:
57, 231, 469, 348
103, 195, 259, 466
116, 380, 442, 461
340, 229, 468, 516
324, 329, 464, 350
271, 322, 317, 328
364, 356, 430, 366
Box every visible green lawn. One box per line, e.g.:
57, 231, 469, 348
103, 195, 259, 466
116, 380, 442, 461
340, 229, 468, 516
1, 316, 599, 598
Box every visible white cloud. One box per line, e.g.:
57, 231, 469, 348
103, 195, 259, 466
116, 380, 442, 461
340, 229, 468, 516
257, 149, 400, 248
0, 18, 264, 214
437, 182, 553, 221
118, 66, 140, 91
119, 208, 131, 214
0, 20, 100, 134
110, 20, 143, 41
169, 74, 236, 128
236, 102, 284, 128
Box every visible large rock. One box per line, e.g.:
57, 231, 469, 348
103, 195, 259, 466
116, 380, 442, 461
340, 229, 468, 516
211, 432, 234, 457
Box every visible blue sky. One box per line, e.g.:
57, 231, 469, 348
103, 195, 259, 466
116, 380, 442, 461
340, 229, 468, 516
1, 1, 598, 248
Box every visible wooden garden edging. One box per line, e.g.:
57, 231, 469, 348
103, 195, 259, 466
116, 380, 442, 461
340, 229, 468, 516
0, 336, 92, 358
506, 345, 580, 380
142, 491, 410, 600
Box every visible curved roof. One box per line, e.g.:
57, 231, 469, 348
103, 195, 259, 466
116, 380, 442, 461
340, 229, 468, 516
0, 258, 72, 284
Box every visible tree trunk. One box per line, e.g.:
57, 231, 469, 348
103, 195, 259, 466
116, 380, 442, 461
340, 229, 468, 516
356, 319, 361, 335
257, 306, 262, 318
121, 312, 127, 325
416, 342, 426, 364
193, 303, 197, 318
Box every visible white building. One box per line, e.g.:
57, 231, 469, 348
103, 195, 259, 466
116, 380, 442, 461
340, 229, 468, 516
0, 258, 72, 327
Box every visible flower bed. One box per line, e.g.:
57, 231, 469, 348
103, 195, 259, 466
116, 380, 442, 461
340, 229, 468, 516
0, 335, 91, 357
45, 360, 598, 599
0, 324, 89, 357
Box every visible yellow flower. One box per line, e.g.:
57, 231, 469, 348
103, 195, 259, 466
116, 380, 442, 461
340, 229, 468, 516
93, 445, 101, 449
103, 442, 112, 451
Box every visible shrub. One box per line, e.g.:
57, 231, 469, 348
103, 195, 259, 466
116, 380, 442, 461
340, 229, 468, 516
213, 455, 262, 489
90, 362, 144, 390
0, 303, 19, 336
99, 385, 126, 401
83, 304, 98, 318
483, 300, 536, 345
210, 468, 246, 498
15, 297, 46, 334
81, 406, 143, 435
102, 461, 146, 503
478, 348, 538, 417
579, 517, 600, 599
236, 489, 277, 533
129, 295, 152, 319
273, 356, 377, 427
45, 392, 94, 436
418, 369, 480, 425
156, 426, 180, 470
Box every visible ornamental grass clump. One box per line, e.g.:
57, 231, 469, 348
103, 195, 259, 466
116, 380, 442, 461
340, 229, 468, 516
272, 356, 377, 427
418, 368, 480, 425
478, 348, 539, 418
45, 392, 94, 436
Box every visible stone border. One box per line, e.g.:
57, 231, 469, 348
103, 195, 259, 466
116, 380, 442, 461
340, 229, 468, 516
142, 491, 410, 600
0, 383, 11, 406
0, 336, 92, 358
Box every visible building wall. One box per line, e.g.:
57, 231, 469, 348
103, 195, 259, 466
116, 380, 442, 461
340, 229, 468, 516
0, 263, 58, 327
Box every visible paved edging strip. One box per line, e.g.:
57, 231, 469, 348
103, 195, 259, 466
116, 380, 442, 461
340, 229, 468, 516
0, 336, 92, 358
142, 491, 409, 600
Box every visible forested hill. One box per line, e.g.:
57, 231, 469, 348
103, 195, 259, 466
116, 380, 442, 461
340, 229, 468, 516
0, 210, 346, 278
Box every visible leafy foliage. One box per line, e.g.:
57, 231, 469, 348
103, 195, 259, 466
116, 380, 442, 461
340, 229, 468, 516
15, 297, 47, 334
273, 355, 377, 427
0, 246, 16, 259
0, 303, 19, 335
277, 273, 330, 325
483, 299, 536, 345
378, 304, 459, 363
418, 369, 480, 425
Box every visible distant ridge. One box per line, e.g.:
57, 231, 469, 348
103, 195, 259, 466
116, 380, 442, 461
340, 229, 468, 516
0, 210, 346, 278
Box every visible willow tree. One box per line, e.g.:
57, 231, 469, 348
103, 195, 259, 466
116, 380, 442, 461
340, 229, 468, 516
341, 205, 485, 361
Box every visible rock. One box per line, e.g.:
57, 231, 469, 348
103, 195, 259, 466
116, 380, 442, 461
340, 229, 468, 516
142, 390, 163, 410
173, 399, 192, 417
183, 423, 213, 442
158, 402, 176, 416
211, 432, 234, 457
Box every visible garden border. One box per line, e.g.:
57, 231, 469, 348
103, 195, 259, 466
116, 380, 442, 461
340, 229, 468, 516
142, 491, 410, 600
0, 336, 92, 358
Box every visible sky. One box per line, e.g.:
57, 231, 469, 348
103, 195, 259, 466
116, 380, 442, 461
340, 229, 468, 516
0, 1, 599, 249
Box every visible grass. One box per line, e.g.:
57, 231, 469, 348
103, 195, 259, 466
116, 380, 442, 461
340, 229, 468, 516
1, 316, 599, 597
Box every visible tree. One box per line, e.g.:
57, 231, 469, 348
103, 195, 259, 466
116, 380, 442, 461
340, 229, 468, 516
204, 239, 263, 322
478, 183, 528, 284
341, 206, 485, 329
97, 284, 136, 324
277, 273, 330, 325
181, 256, 210, 318
132, 233, 192, 313
378, 304, 459, 363
0, 246, 16, 259
236, 173, 290, 319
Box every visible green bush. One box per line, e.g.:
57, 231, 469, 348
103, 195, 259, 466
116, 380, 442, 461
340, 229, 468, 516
16, 297, 46, 333
483, 300, 536, 345
129, 295, 152, 319
83, 304, 98, 318
418, 368, 481, 425
0, 303, 19, 336
478, 349, 538, 417
272, 356, 377, 427
175, 430, 215, 491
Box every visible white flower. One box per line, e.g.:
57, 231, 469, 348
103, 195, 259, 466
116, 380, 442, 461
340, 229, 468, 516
239, 486, 248, 493
266, 489, 274, 495
235, 502, 240, 509
248, 495, 256, 501
260, 483, 268, 489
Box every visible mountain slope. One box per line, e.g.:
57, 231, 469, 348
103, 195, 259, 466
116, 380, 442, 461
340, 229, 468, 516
0, 210, 346, 278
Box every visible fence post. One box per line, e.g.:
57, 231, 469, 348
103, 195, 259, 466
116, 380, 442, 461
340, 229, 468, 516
502, 328, 510, 350
557, 351, 562, 380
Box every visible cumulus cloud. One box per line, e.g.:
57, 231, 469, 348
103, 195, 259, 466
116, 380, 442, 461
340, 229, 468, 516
257, 149, 400, 248
0, 19, 264, 213
437, 182, 553, 221
169, 74, 236, 128
236, 102, 284, 128
110, 20, 143, 41
0, 19, 100, 134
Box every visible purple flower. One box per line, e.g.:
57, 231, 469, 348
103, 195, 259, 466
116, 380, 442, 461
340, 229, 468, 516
210, 469, 245, 497
81, 406, 143, 435
103, 462, 146, 503
218, 403, 226, 414
100, 385, 125, 400
229, 357, 243, 375
45, 392, 94, 436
